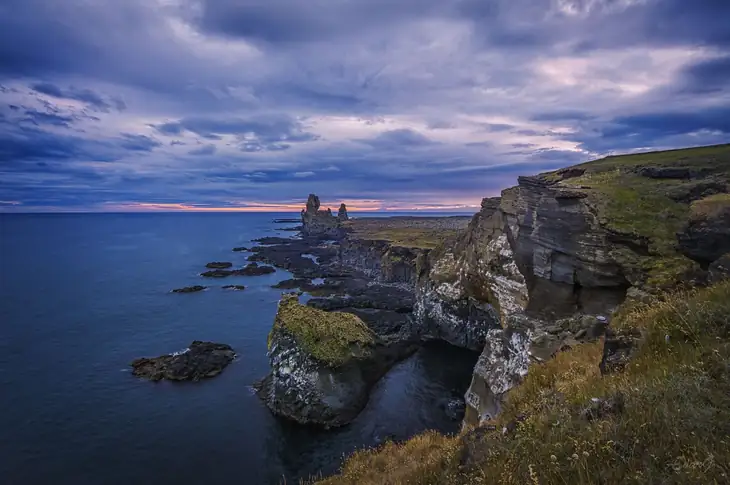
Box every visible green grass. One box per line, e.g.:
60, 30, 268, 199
269, 294, 375, 367
545, 144, 730, 288
350, 227, 463, 249
314, 280, 730, 485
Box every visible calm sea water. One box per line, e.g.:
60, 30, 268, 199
0, 212, 478, 485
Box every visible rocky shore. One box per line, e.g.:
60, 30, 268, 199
131, 341, 236, 381
255, 144, 730, 436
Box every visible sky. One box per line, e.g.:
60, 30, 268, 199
0, 0, 729, 212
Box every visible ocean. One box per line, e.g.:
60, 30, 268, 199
0, 212, 478, 484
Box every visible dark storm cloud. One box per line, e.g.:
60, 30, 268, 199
21, 108, 74, 127
0, 122, 116, 163
0, 0, 729, 211
118, 134, 161, 152
30, 82, 126, 112
153, 115, 318, 143
193, 0, 446, 44
677, 56, 730, 94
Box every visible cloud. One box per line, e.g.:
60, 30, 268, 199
188, 144, 217, 156
118, 134, 161, 152
358, 129, 437, 149
30, 82, 126, 112
0, 0, 728, 211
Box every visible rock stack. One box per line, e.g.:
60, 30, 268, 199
301, 193, 347, 239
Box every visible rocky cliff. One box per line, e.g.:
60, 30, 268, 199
260, 144, 730, 433
415, 143, 730, 427
256, 294, 415, 427
315, 144, 730, 485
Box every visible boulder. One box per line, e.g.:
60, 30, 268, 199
678, 195, 730, 265
222, 285, 246, 291
599, 328, 643, 374
637, 166, 691, 179
206, 261, 232, 269
171, 285, 207, 293
130, 341, 235, 381
709, 253, 730, 283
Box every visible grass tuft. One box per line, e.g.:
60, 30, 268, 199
269, 294, 375, 367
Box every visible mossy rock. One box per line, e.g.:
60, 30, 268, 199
269, 294, 375, 367
542, 144, 730, 288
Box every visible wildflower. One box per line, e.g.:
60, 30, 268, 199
550, 455, 557, 462
572, 454, 579, 460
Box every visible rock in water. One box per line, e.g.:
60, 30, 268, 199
130, 341, 235, 381
171, 285, 207, 293
222, 285, 246, 291
205, 261, 233, 269
301, 193, 346, 239
200, 263, 276, 277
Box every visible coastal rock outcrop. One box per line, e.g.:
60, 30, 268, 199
301, 194, 347, 239
131, 341, 235, 381
171, 285, 207, 293
205, 262, 232, 269
200, 262, 276, 277
256, 294, 414, 427
338, 203, 349, 222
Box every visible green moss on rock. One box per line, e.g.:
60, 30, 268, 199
546, 144, 730, 288
269, 294, 375, 367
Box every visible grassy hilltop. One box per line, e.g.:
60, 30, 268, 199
313, 144, 730, 485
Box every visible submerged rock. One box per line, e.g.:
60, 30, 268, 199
206, 261, 233, 269
200, 262, 276, 277
130, 341, 235, 381
171, 285, 207, 293
232, 247, 249, 252
222, 285, 246, 291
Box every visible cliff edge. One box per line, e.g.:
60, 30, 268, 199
316, 143, 730, 484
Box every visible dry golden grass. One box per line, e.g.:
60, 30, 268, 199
315, 281, 730, 485
690, 193, 730, 220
